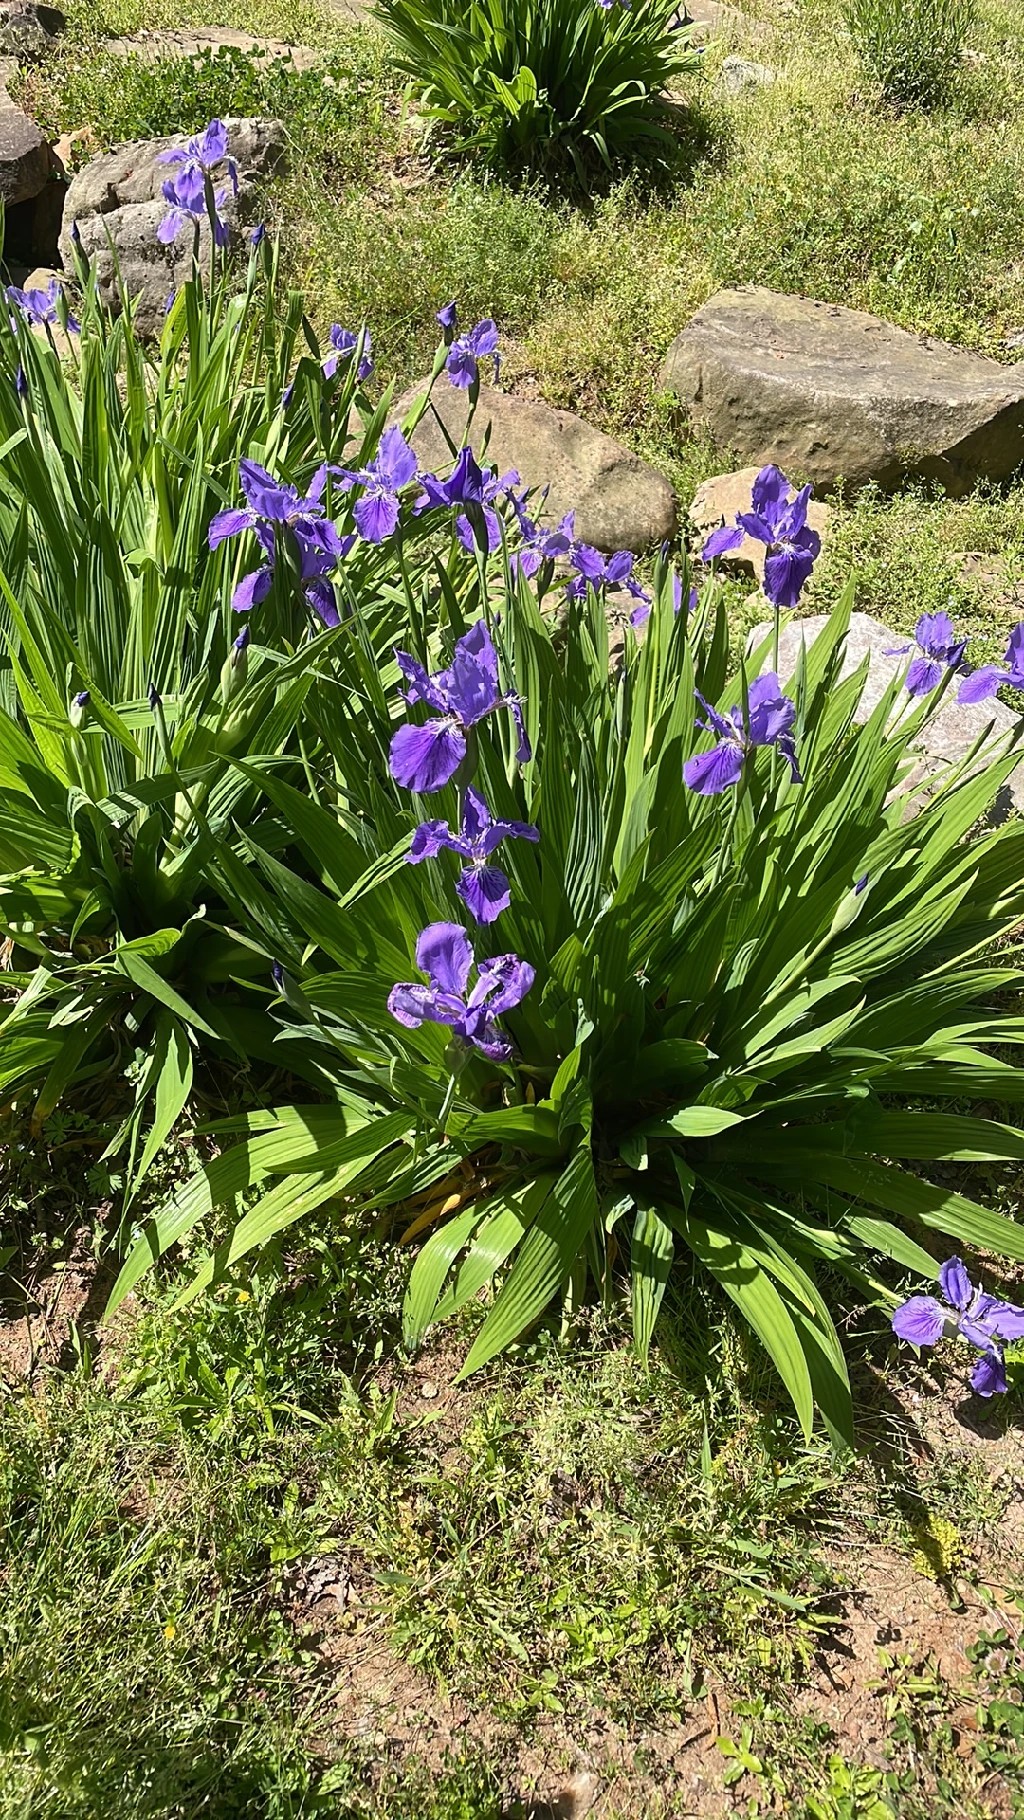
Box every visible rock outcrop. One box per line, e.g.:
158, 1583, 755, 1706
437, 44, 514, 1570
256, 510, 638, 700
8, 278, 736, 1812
662, 287, 1024, 497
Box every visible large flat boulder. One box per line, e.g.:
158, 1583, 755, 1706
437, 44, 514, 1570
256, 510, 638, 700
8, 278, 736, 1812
394, 380, 678, 554
59, 118, 286, 337
661, 287, 1024, 497
751, 611, 1024, 816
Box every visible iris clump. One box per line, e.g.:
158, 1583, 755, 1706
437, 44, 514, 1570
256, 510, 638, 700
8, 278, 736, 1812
374, 0, 700, 179
893, 1257, 1024, 1396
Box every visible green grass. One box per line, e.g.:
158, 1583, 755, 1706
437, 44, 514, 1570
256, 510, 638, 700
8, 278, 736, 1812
3, 1225, 1023, 1817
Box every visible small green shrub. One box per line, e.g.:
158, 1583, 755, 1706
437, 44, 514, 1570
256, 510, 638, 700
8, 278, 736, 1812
841, 0, 974, 108
374, 0, 700, 178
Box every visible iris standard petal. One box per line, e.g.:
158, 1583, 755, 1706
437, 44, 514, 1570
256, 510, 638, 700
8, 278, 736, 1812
749, 463, 791, 524
939, 1257, 973, 1311
416, 921, 475, 997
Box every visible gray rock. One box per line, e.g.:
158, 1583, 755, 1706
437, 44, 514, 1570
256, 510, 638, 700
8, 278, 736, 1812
750, 611, 1024, 815
0, 1, 65, 58
719, 55, 775, 96
689, 465, 832, 579
392, 380, 678, 555
661, 287, 1024, 497
59, 118, 286, 337
0, 106, 52, 208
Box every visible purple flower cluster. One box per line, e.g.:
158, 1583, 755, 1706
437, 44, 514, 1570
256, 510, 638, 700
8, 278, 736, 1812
388, 621, 535, 1061
209, 459, 351, 626
703, 464, 821, 611
684, 672, 801, 795
156, 119, 238, 248
893, 1257, 1024, 1397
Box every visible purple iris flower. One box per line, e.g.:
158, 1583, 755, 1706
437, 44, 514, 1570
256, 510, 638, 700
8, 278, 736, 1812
208, 459, 344, 614
157, 118, 239, 192
416, 447, 520, 554
565, 544, 650, 610
6, 277, 80, 334
323, 325, 373, 384
892, 1256, 1024, 1397
683, 672, 801, 794
446, 319, 499, 390
388, 922, 534, 1060
630, 570, 697, 631
157, 165, 230, 247
958, 622, 1024, 704
389, 620, 530, 795
885, 611, 968, 698
408, 784, 539, 923
436, 300, 458, 335
249, 222, 266, 247
703, 464, 821, 611
333, 425, 418, 543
